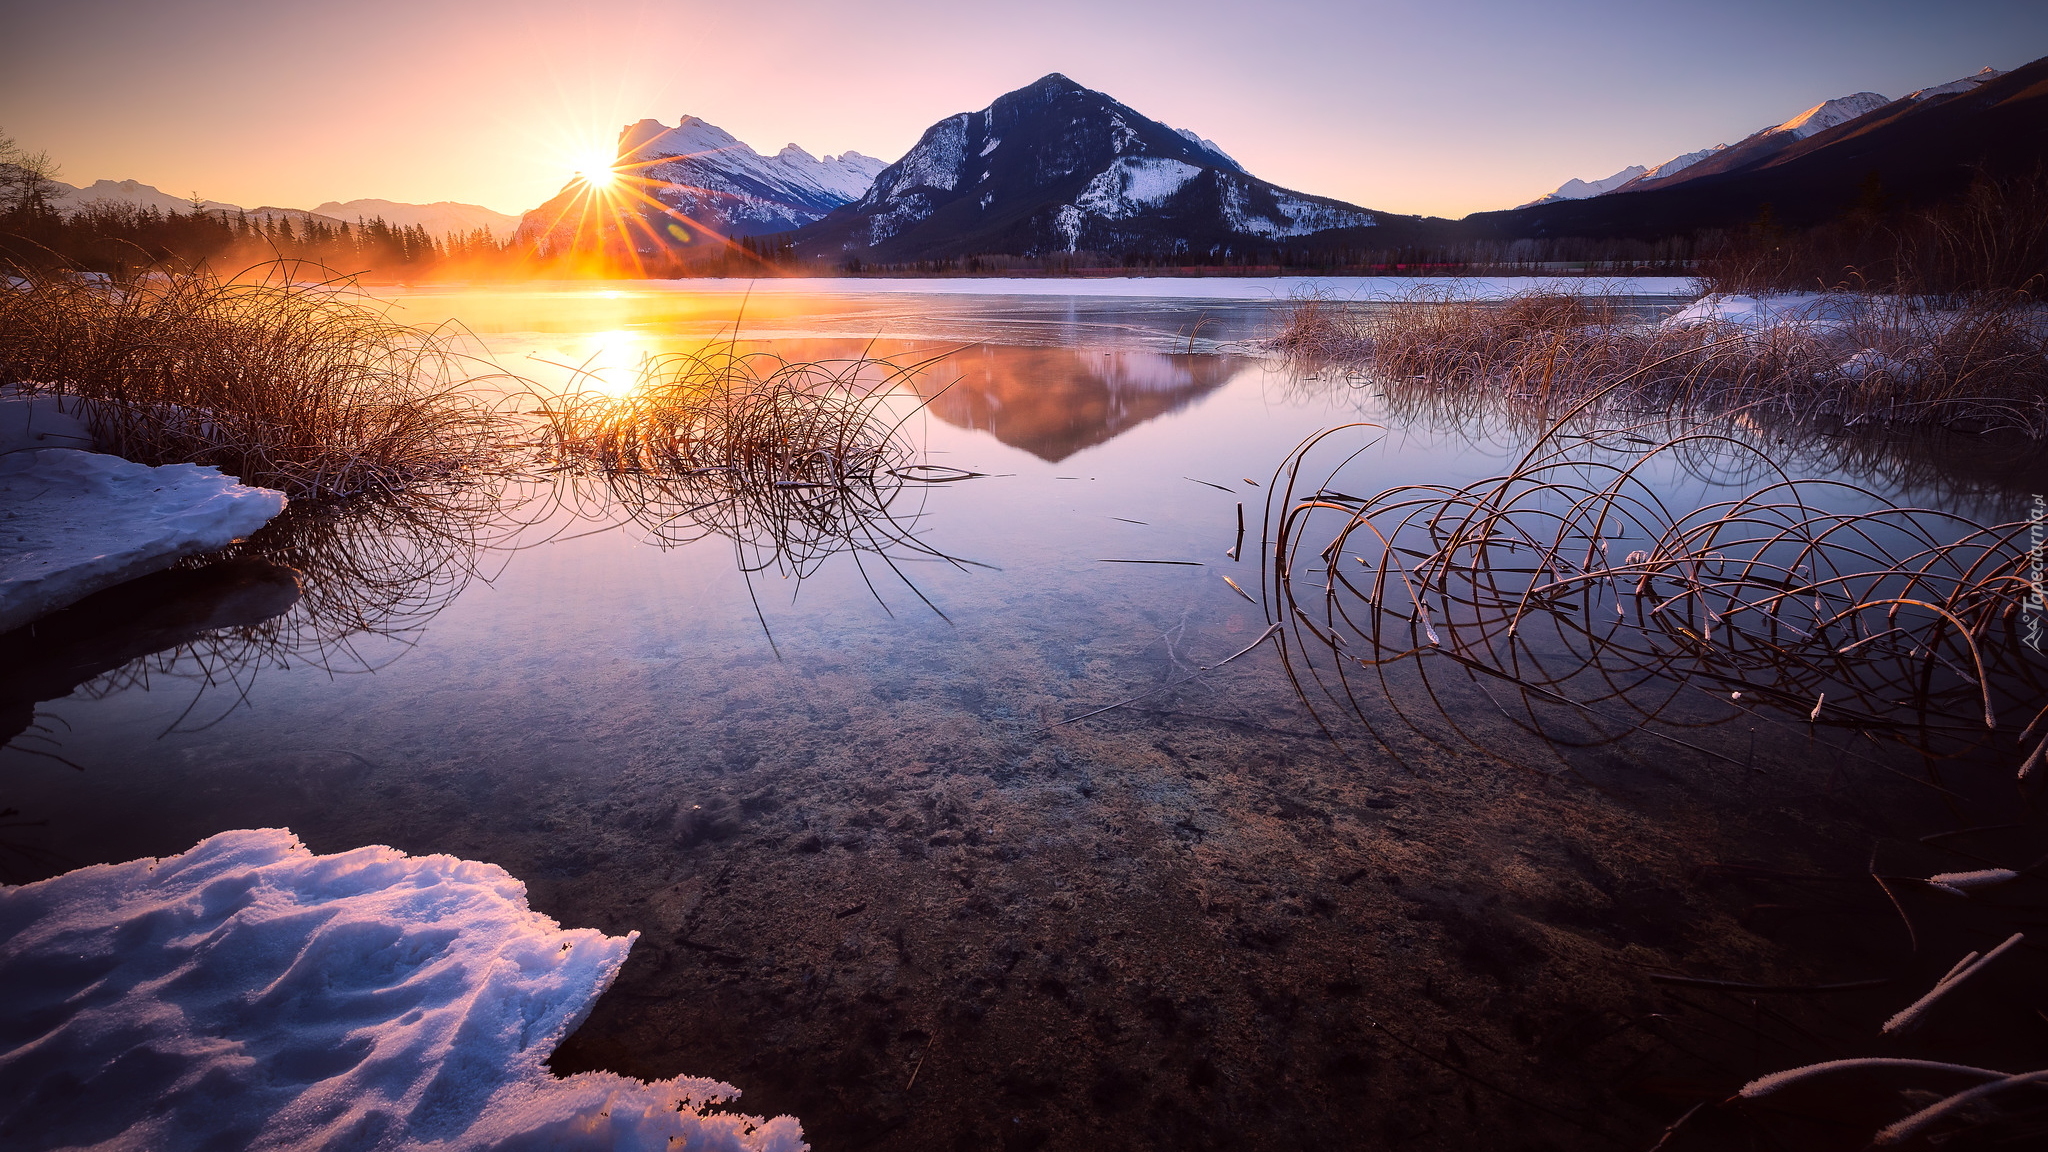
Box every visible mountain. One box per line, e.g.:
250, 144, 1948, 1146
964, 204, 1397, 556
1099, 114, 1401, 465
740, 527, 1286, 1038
313, 199, 520, 238
50, 179, 515, 237
1517, 165, 1647, 209
789, 74, 1410, 263
516, 116, 887, 251
50, 179, 341, 226
1468, 57, 2048, 241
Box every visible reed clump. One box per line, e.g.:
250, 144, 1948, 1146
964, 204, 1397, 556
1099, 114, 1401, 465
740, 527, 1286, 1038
1261, 423, 2045, 770
1273, 286, 2048, 437
0, 266, 508, 498
535, 346, 978, 592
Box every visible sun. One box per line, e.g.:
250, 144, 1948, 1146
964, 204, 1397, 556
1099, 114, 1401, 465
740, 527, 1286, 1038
572, 154, 620, 190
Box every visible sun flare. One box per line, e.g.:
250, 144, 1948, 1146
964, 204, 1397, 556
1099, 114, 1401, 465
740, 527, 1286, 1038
573, 154, 620, 190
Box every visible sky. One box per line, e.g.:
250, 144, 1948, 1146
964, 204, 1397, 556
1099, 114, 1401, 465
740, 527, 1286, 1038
2, 0, 2043, 220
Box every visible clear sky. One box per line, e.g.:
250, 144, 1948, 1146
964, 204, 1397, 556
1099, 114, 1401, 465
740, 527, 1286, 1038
2, 0, 2042, 220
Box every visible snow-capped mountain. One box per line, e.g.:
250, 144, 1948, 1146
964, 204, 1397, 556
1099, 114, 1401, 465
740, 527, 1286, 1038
791, 74, 1394, 263
1516, 69, 2000, 208
1516, 165, 1647, 209
518, 116, 887, 250
313, 199, 520, 238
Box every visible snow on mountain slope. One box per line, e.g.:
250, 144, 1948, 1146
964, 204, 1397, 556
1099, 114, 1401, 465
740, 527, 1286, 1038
1516, 165, 1649, 209
1636, 145, 1726, 183
521, 116, 888, 249
1908, 66, 2006, 101
1764, 92, 1890, 139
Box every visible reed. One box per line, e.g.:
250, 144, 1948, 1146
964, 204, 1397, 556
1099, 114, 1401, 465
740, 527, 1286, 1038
1272, 286, 2048, 438
533, 345, 981, 607
0, 266, 509, 498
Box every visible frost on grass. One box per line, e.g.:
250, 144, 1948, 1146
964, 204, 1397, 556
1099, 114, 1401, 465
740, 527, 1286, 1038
0, 447, 287, 634
0, 829, 806, 1152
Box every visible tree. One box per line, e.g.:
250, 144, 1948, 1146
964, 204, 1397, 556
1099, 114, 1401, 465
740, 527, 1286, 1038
0, 128, 63, 215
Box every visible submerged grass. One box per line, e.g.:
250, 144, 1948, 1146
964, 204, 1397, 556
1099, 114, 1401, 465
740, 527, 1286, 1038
0, 266, 509, 498
1273, 287, 2048, 437
1260, 421, 2045, 772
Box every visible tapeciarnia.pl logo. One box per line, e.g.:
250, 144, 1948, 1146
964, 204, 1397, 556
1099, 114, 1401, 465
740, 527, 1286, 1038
2028, 493, 2045, 656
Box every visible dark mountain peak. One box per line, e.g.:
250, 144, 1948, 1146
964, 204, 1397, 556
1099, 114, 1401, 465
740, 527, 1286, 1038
796, 76, 1393, 263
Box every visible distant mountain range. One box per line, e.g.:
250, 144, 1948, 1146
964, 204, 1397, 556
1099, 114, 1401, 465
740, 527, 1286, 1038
516, 117, 887, 250
48, 179, 520, 238
1510, 66, 2011, 208
519, 73, 1424, 265
49, 55, 2043, 268
1477, 58, 2046, 240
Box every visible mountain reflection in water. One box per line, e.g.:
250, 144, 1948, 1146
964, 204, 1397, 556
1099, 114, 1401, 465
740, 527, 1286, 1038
910, 346, 1241, 461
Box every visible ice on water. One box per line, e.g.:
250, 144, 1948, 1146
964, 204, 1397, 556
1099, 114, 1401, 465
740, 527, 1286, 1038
0, 828, 805, 1151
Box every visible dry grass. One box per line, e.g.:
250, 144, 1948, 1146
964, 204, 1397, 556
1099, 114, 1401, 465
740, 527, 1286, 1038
1272, 287, 2048, 437
532, 345, 982, 612
0, 266, 509, 498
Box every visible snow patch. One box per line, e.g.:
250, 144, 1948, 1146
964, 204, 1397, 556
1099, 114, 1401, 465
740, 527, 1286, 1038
1633, 145, 1727, 186
1053, 204, 1084, 253
888, 114, 969, 196
1219, 176, 1375, 238
1838, 348, 1918, 382
1910, 66, 2005, 102
1, 386, 95, 455
0, 447, 286, 634
1765, 91, 1889, 139
1074, 157, 1203, 220
1660, 292, 1869, 333
0, 829, 806, 1152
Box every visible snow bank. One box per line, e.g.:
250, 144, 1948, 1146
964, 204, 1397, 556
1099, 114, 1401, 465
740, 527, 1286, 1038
0, 448, 286, 633
1660, 292, 1872, 333
0, 829, 806, 1152
0, 386, 97, 455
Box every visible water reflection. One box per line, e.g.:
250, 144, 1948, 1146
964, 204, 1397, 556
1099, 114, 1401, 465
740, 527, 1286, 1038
3, 481, 520, 755
908, 346, 1241, 461
0, 561, 303, 757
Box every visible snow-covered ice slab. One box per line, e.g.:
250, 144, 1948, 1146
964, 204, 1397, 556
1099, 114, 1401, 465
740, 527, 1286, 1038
0, 448, 286, 634
1661, 292, 1871, 332
0, 829, 807, 1152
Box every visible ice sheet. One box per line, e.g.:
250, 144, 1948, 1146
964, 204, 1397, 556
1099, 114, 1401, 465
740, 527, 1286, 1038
0, 829, 806, 1151
0, 447, 286, 633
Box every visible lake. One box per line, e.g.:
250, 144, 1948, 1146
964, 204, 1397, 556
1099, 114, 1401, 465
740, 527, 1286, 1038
5, 278, 2043, 1151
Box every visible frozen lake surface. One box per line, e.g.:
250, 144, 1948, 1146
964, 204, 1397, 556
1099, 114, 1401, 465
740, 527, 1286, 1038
4, 283, 2043, 1151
